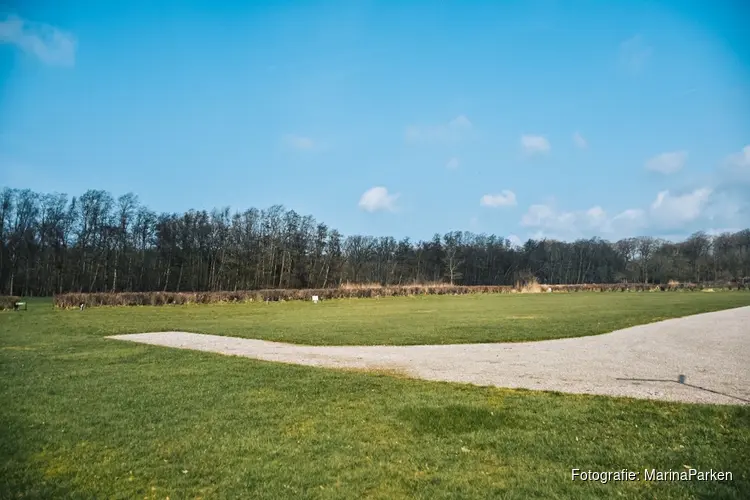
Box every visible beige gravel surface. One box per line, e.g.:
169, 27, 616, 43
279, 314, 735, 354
108, 306, 750, 405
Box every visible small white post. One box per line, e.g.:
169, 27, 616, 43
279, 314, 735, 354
312, 295, 319, 304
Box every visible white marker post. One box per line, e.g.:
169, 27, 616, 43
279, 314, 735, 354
312, 295, 319, 304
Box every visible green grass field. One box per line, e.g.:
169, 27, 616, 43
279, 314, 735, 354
1, 293, 749, 499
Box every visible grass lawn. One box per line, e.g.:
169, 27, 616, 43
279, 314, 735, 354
1, 294, 749, 499
29, 290, 750, 345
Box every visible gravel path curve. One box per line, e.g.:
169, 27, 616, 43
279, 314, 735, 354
108, 306, 750, 405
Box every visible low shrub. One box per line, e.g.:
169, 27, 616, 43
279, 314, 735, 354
0, 296, 22, 311
52, 281, 738, 308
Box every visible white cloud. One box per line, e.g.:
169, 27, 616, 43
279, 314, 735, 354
586, 206, 607, 225
521, 204, 555, 227
283, 134, 315, 150
0, 14, 76, 66
514, 148, 747, 242
518, 187, 716, 240
619, 34, 652, 73
645, 151, 688, 174
573, 132, 587, 149
612, 208, 645, 224
507, 234, 523, 247
727, 145, 750, 170
358, 186, 399, 213
520, 134, 550, 154
520, 203, 596, 235
704, 227, 743, 237
480, 190, 517, 208
520, 202, 647, 240
649, 188, 712, 226
446, 157, 460, 169
719, 145, 750, 189
404, 115, 473, 144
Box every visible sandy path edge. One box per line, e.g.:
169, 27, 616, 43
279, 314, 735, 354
108, 306, 750, 405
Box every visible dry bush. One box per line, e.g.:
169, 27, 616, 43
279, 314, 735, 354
414, 281, 454, 288
52, 280, 734, 308
339, 281, 454, 291
517, 277, 543, 294
338, 282, 383, 290
0, 296, 22, 311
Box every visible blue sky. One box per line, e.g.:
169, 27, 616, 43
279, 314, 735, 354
1, 0, 748, 243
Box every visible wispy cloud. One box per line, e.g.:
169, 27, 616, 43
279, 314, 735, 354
519, 146, 750, 241
649, 188, 712, 226
519, 187, 715, 240
404, 115, 473, 144
282, 134, 316, 151
618, 34, 652, 74
726, 145, 750, 170
520, 201, 635, 239
480, 190, 517, 208
572, 131, 587, 149
448, 115, 472, 129
520, 134, 550, 155
358, 186, 399, 213
0, 14, 76, 66
645, 151, 688, 174
718, 145, 750, 188
445, 157, 460, 169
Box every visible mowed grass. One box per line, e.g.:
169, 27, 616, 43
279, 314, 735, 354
0, 295, 748, 499
27, 290, 750, 345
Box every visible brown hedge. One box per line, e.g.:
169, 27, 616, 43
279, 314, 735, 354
50, 282, 744, 308
0, 296, 22, 311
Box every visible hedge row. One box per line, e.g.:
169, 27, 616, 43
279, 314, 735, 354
51, 282, 745, 308
0, 296, 22, 311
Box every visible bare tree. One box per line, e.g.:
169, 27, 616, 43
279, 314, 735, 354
2, 184, 749, 295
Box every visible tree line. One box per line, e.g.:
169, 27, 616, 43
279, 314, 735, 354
1, 187, 749, 296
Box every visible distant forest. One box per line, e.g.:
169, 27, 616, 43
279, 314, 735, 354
1, 187, 749, 296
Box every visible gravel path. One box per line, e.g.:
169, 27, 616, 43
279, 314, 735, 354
108, 306, 750, 405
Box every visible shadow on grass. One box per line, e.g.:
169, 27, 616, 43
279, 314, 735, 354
616, 378, 750, 404
0, 415, 77, 499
